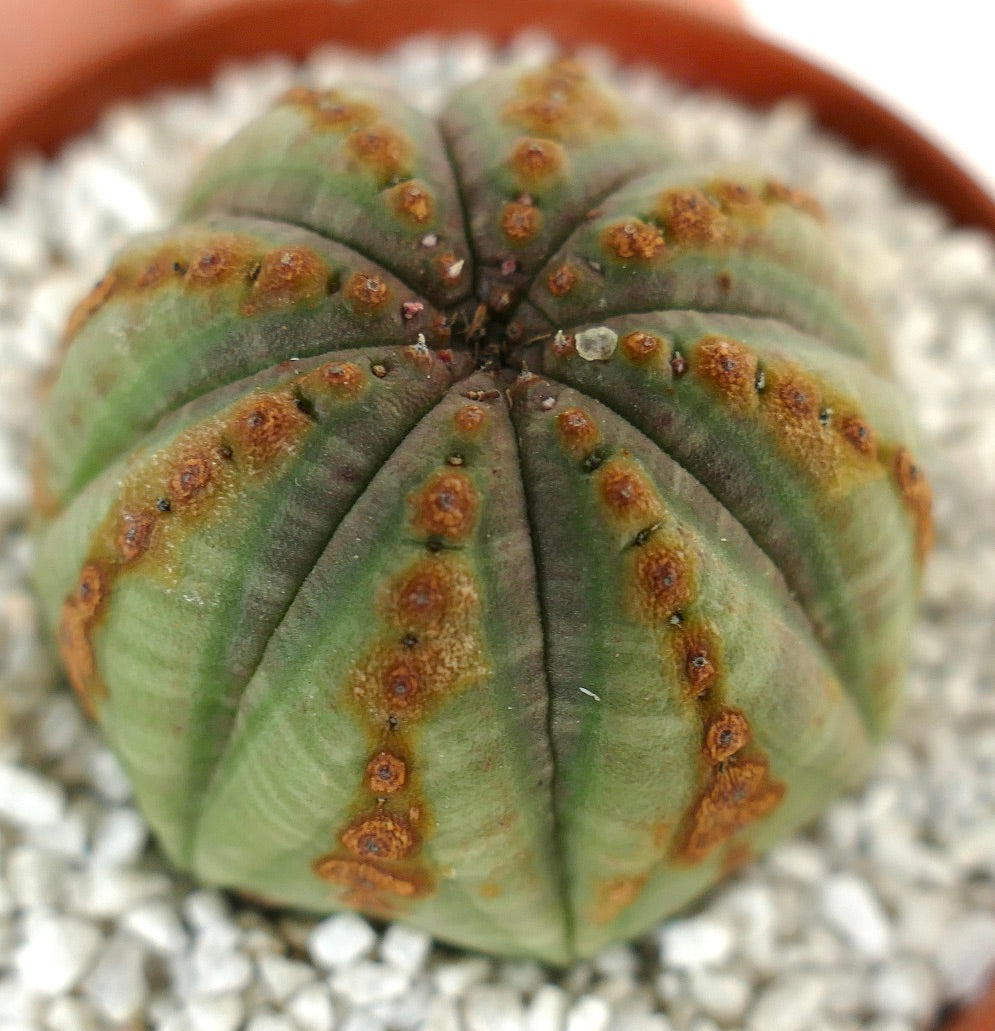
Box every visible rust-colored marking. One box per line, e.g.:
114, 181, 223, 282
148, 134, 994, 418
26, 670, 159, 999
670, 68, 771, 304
312, 855, 423, 898
676, 756, 785, 862
226, 392, 313, 470
184, 239, 254, 287
893, 447, 934, 562
242, 246, 329, 315
346, 123, 414, 185
502, 60, 620, 142
116, 509, 157, 562
136, 250, 183, 289
341, 810, 417, 861
392, 563, 454, 631
550, 332, 575, 359
500, 201, 543, 244
840, 414, 877, 457
453, 404, 487, 435
589, 875, 648, 925
678, 624, 721, 698
344, 272, 390, 313
759, 366, 833, 476
620, 330, 662, 363
509, 136, 567, 186
691, 335, 759, 413
387, 179, 434, 225
710, 179, 767, 222
166, 450, 218, 507
657, 188, 729, 247
546, 263, 578, 297
556, 407, 601, 460
63, 271, 118, 342
703, 709, 751, 763
409, 470, 479, 541
314, 361, 366, 397
58, 563, 111, 717
764, 179, 826, 222
593, 458, 663, 530
602, 220, 665, 261
479, 881, 502, 899
281, 87, 379, 130
721, 841, 755, 876
366, 752, 407, 794
717, 271, 734, 292
631, 538, 696, 622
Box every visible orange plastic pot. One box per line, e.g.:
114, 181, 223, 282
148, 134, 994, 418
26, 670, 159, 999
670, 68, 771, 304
0, 1, 992, 1026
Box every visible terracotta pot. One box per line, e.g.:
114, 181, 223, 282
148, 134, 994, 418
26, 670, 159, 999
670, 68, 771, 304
0, 1, 992, 1026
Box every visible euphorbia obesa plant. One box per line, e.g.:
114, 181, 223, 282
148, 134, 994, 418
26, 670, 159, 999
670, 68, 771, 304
33, 59, 931, 963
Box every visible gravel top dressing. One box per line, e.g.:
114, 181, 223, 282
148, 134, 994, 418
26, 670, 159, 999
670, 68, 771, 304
1, 32, 994, 1031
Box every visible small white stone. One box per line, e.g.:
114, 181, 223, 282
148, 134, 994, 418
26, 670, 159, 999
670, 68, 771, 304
65, 867, 171, 918
464, 984, 524, 1031
45, 995, 100, 1031
687, 968, 752, 1023
257, 951, 314, 1003
245, 1010, 299, 1031
191, 940, 253, 997
308, 911, 377, 969
747, 973, 827, 1031
122, 898, 190, 954
424, 995, 462, 1031
935, 912, 995, 1000
0, 974, 40, 1023
89, 806, 148, 867
432, 956, 493, 998
659, 915, 735, 970
285, 981, 336, 1031
183, 889, 232, 931
330, 960, 410, 1007
592, 943, 638, 978
23, 798, 89, 860
820, 873, 892, 959
338, 1011, 387, 1031
185, 993, 244, 1031
525, 983, 569, 1031
565, 995, 611, 1031
0, 762, 65, 826
380, 922, 432, 974
82, 932, 148, 1022
6, 844, 66, 907
85, 745, 133, 801
14, 912, 102, 995
866, 957, 938, 1022
765, 840, 827, 883
575, 326, 618, 362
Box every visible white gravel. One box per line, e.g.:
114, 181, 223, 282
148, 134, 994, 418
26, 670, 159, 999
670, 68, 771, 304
1, 30, 994, 1031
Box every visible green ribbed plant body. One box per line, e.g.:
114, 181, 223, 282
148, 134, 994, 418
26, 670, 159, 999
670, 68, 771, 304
33, 60, 932, 963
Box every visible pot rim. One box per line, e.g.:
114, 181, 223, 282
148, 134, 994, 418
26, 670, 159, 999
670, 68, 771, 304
0, 0, 993, 236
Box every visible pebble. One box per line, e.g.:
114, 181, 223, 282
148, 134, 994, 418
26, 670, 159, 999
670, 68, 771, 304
464, 984, 525, 1031
185, 993, 245, 1031
0, 762, 65, 826
687, 968, 752, 1024
122, 898, 191, 954
82, 932, 148, 1022
285, 981, 336, 1031
330, 960, 411, 1007
935, 912, 995, 1000
525, 984, 569, 1031
257, 951, 315, 1004
565, 995, 612, 1031
309, 912, 377, 969
89, 806, 148, 867
380, 923, 433, 974
747, 973, 827, 1031
659, 916, 735, 970
14, 913, 102, 995
820, 874, 893, 959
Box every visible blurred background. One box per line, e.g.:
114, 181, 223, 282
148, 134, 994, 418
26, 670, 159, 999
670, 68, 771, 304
745, 0, 995, 198
0, 0, 991, 199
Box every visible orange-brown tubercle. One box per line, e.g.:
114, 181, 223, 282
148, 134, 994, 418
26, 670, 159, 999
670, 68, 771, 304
602, 220, 666, 261
691, 336, 759, 413
408, 470, 479, 542
556, 407, 600, 460
346, 122, 414, 185
892, 447, 934, 562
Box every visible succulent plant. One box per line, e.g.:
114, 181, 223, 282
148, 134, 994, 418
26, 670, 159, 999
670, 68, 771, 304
33, 59, 931, 963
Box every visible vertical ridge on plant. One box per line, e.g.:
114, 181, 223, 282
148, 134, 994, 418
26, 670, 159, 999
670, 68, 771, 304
33, 58, 932, 962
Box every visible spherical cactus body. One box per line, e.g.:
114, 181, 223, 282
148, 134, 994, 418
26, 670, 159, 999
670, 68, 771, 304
33, 60, 931, 963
